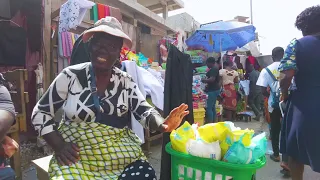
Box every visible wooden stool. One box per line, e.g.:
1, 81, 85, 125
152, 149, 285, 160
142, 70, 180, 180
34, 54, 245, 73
236, 111, 254, 122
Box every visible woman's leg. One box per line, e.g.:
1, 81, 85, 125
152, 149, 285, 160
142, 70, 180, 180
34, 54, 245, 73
0, 167, 15, 180
211, 90, 221, 122
119, 160, 157, 180
289, 156, 304, 180
225, 110, 232, 121
206, 91, 215, 124
270, 108, 281, 161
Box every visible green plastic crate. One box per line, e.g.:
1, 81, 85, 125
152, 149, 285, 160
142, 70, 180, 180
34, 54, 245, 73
165, 143, 266, 180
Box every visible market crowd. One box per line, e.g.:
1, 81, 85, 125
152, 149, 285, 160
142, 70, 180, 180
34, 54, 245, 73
201, 5, 320, 180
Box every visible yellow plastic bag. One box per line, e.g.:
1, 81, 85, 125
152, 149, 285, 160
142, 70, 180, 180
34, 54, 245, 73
221, 129, 254, 157
170, 122, 196, 153
230, 129, 254, 147
197, 122, 230, 143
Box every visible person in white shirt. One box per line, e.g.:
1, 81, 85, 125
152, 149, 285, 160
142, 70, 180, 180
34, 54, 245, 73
256, 47, 284, 163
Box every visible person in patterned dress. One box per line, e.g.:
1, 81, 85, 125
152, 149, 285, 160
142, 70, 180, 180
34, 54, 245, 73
32, 17, 189, 180
279, 5, 320, 180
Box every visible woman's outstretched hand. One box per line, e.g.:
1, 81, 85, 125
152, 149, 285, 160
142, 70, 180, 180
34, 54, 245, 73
162, 104, 189, 132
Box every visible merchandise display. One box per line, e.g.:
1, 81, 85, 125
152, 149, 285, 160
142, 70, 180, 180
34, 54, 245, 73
120, 48, 154, 68
171, 121, 266, 164
185, 50, 207, 64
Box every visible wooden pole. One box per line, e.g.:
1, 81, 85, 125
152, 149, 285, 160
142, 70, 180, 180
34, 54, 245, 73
43, 0, 52, 90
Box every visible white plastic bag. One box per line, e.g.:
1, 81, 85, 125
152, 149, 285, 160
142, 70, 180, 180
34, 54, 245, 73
187, 139, 221, 160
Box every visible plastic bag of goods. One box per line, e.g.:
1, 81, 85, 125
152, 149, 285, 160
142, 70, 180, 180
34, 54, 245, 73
197, 122, 230, 143
220, 129, 254, 157
223, 132, 267, 164
170, 122, 196, 153
187, 139, 221, 160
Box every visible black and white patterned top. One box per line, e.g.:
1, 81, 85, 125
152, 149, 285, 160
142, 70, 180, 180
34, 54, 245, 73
32, 62, 161, 136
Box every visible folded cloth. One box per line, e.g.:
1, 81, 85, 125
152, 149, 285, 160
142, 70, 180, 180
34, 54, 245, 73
105, 5, 110, 16
97, 3, 105, 19
109, 6, 122, 22
92, 4, 98, 22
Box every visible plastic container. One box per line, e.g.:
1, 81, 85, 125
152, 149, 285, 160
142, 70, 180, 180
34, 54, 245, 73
166, 143, 266, 180
193, 108, 206, 119
194, 117, 205, 126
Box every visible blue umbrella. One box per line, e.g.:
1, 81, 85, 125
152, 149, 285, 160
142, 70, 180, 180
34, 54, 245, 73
186, 21, 256, 53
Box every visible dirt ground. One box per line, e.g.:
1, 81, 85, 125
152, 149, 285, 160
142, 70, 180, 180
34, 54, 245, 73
20, 141, 45, 173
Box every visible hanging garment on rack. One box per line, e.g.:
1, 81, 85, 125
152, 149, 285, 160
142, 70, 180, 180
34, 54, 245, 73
21, 0, 42, 52
70, 32, 92, 66
90, 4, 121, 22
97, 3, 105, 20
92, 4, 98, 22
0, 24, 27, 66
160, 45, 194, 180
58, 32, 80, 58
105, 5, 110, 16
59, 0, 95, 32
57, 32, 80, 72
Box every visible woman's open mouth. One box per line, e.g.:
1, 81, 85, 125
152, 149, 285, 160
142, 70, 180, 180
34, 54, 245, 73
97, 57, 107, 62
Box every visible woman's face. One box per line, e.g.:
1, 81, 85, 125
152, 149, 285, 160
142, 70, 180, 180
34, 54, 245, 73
90, 33, 123, 71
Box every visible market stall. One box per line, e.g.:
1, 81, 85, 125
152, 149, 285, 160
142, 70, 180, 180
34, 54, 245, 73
186, 21, 257, 122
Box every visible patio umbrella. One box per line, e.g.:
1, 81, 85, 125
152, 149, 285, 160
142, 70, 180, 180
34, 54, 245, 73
186, 21, 256, 53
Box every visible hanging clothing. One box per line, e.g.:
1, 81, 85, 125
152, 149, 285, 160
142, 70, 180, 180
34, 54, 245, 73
97, 3, 105, 19
160, 46, 194, 180
0, 24, 27, 66
105, 5, 110, 16
58, 0, 94, 32
0, 0, 21, 20
57, 32, 80, 71
21, 0, 42, 52
70, 32, 91, 66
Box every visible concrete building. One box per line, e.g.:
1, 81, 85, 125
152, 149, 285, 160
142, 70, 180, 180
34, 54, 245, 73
226, 16, 251, 24
167, 12, 200, 38
137, 0, 184, 19
166, 12, 201, 51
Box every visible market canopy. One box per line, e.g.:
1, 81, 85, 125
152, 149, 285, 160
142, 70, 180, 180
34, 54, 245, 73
186, 21, 256, 52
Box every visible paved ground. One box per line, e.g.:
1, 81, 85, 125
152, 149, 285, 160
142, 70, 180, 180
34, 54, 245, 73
23, 120, 320, 180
